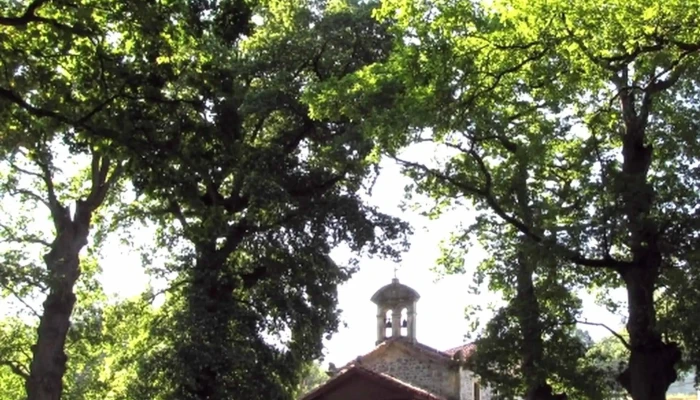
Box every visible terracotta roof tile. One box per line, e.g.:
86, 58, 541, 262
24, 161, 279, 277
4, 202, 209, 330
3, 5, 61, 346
443, 343, 476, 360
336, 337, 454, 373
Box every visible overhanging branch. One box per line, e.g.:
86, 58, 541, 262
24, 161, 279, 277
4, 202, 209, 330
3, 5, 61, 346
393, 154, 632, 270
577, 319, 631, 350
0, 0, 50, 26
0, 359, 29, 379
0, 0, 89, 34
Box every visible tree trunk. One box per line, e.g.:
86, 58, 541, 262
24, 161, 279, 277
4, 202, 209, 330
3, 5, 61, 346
516, 249, 567, 400
26, 204, 91, 400
616, 115, 680, 399
618, 265, 681, 400
511, 154, 566, 400
174, 239, 243, 399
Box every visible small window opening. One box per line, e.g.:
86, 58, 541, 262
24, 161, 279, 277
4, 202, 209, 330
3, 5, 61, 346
384, 310, 392, 337
400, 308, 408, 336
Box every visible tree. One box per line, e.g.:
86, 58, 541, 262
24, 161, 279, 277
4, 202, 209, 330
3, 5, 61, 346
96, 1, 411, 399
463, 241, 597, 400
306, 1, 700, 399
0, 0, 187, 397
580, 334, 629, 399
437, 144, 594, 400
2, 0, 408, 398
0, 257, 150, 400
295, 362, 329, 398
0, 134, 123, 400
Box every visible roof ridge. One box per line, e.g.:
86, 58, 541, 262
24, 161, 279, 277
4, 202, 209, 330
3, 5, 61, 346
443, 342, 477, 360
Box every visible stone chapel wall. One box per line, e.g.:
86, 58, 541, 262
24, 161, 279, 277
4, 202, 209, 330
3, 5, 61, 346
459, 368, 493, 400
362, 347, 459, 400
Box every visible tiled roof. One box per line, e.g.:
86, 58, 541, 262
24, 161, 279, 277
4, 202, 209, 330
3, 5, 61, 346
392, 337, 454, 360
443, 343, 477, 360
334, 337, 477, 375
335, 337, 453, 373
301, 366, 446, 400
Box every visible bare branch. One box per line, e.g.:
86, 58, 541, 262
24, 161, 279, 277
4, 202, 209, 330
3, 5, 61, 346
168, 200, 189, 231
0, 283, 43, 319
561, 13, 665, 73
577, 319, 631, 350
8, 188, 50, 209
7, 160, 44, 181
0, 0, 50, 26
669, 39, 700, 52
83, 154, 123, 213
141, 280, 188, 306
0, 0, 90, 34
76, 90, 125, 124
0, 87, 73, 125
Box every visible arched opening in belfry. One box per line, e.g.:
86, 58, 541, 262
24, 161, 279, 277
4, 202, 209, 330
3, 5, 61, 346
400, 307, 408, 337
384, 309, 393, 338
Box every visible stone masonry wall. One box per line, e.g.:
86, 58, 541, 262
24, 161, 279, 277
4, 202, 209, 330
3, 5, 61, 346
459, 368, 493, 400
362, 346, 459, 400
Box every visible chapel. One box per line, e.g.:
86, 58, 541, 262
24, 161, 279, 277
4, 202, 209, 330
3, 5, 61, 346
301, 277, 493, 400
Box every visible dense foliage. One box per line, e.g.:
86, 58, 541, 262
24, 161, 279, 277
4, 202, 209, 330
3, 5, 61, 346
2, 0, 700, 400
307, 1, 700, 399
1, 0, 408, 399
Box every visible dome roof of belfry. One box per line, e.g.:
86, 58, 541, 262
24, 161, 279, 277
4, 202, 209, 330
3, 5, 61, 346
370, 278, 420, 306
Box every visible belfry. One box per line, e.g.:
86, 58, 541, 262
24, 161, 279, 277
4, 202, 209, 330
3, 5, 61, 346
370, 277, 420, 344
301, 275, 490, 400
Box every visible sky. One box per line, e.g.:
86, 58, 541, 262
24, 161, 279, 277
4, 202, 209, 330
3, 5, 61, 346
95, 142, 628, 368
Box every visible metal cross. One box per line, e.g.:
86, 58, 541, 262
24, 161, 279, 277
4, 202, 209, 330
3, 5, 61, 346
393, 264, 399, 279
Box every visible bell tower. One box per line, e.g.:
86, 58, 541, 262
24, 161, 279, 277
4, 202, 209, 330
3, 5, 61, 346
370, 277, 420, 345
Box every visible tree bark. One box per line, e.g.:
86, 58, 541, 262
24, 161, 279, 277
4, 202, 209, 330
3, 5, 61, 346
516, 249, 567, 400
25, 202, 91, 400
174, 227, 250, 399
179, 252, 237, 398
25, 153, 118, 400
618, 265, 680, 400
615, 100, 680, 399
511, 151, 567, 400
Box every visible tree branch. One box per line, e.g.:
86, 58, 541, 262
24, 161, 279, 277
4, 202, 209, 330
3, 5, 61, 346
7, 159, 44, 181
0, 359, 29, 379
0, 221, 51, 247
7, 187, 50, 209
0, 87, 73, 124
83, 152, 121, 211
0, 283, 43, 319
0, 0, 89, 34
33, 147, 67, 232
0, 0, 50, 26
577, 319, 631, 350
168, 200, 189, 231
393, 154, 632, 270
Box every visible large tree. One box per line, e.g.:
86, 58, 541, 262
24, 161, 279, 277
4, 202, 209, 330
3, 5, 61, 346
434, 143, 596, 400
0, 0, 200, 398
306, 0, 700, 399
0, 256, 144, 400
95, 1, 411, 399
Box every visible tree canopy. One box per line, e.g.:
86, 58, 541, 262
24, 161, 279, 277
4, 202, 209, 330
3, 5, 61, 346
307, 0, 700, 399
2, 0, 700, 400
1, 0, 409, 399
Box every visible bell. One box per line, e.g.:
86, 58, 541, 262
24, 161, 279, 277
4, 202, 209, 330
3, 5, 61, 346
401, 319, 408, 328
385, 319, 392, 328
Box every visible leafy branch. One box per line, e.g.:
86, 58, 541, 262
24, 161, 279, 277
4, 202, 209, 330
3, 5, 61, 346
393, 152, 631, 270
